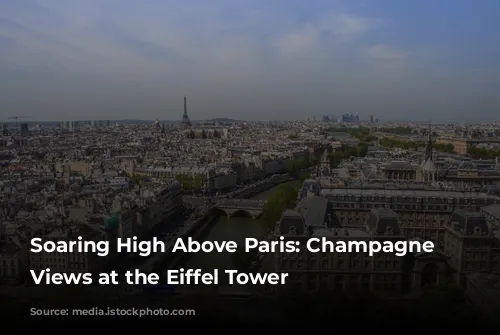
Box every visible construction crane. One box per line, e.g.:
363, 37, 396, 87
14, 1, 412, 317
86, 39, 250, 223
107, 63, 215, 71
9, 116, 31, 126
8, 116, 31, 126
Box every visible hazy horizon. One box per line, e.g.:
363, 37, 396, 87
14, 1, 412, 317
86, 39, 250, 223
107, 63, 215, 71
2, 0, 500, 123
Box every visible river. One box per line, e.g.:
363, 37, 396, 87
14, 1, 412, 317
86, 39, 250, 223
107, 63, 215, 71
183, 180, 299, 281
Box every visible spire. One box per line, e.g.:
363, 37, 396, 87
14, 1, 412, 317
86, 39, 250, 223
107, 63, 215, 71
425, 122, 433, 161
181, 95, 192, 127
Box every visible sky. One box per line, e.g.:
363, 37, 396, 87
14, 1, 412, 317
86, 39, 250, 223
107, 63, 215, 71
1, 0, 500, 122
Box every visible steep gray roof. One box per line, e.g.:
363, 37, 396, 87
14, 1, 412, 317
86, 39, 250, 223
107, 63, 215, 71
298, 179, 321, 200
366, 208, 401, 235
278, 210, 305, 235
449, 209, 488, 235
296, 195, 340, 228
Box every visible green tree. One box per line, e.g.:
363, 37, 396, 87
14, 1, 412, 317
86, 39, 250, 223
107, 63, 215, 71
349, 128, 377, 142
379, 137, 424, 151
328, 142, 369, 168
175, 174, 205, 192
192, 175, 204, 191
309, 157, 319, 166
261, 184, 299, 229
131, 174, 141, 185
325, 126, 349, 133
285, 157, 311, 176
468, 145, 500, 159
379, 126, 413, 135
357, 142, 368, 156
325, 126, 377, 143
433, 143, 455, 153
231, 247, 257, 272
175, 174, 194, 191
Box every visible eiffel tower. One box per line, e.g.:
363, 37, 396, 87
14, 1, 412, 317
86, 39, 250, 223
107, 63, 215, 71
181, 95, 192, 127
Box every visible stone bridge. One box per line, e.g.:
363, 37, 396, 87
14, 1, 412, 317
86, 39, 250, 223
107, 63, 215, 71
214, 199, 266, 219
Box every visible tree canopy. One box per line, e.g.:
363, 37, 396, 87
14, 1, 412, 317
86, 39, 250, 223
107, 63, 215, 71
328, 142, 368, 168
378, 126, 413, 135
325, 126, 377, 142
433, 142, 455, 153
468, 146, 500, 159
378, 136, 455, 153
285, 157, 309, 176
379, 137, 423, 150
231, 246, 257, 272
261, 184, 299, 229
175, 174, 204, 192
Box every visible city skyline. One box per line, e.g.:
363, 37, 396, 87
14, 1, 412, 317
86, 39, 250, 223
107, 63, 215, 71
1, 0, 500, 122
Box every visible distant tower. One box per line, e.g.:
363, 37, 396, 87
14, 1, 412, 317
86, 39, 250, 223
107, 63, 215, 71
181, 95, 192, 127
419, 123, 437, 183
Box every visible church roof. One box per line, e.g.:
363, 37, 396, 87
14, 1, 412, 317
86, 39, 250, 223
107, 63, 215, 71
458, 160, 477, 170
422, 158, 437, 172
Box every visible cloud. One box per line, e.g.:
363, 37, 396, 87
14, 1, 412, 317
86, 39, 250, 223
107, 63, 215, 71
0, 1, 386, 73
366, 44, 407, 60
1, 0, 500, 122
0, 0, 200, 75
321, 13, 384, 37
274, 13, 384, 54
274, 25, 318, 54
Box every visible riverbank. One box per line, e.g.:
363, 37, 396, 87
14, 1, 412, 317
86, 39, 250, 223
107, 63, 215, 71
124, 177, 302, 285
180, 180, 300, 284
